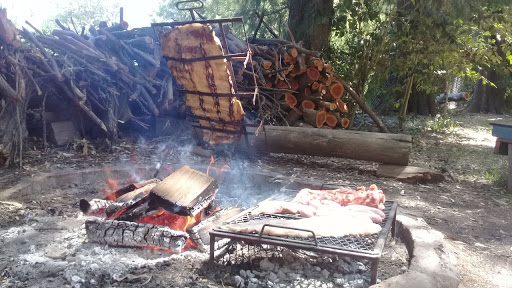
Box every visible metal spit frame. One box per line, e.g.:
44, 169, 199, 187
209, 201, 398, 285
151, 5, 263, 146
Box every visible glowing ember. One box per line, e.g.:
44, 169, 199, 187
91, 165, 221, 254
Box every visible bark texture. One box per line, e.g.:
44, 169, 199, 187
85, 219, 189, 253
465, 70, 506, 114
287, 0, 334, 51
237, 125, 411, 165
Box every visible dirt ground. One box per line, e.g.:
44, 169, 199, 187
1, 112, 511, 288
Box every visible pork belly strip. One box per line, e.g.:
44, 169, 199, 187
219, 215, 382, 238
252, 201, 384, 223
251, 200, 316, 217
292, 184, 386, 210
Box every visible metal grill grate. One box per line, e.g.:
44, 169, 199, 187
216, 201, 394, 254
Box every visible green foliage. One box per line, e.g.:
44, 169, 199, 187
42, 0, 121, 32
484, 168, 506, 186
155, 0, 287, 38
426, 115, 457, 133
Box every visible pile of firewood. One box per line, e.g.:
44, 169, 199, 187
0, 9, 388, 166
21, 20, 175, 136
218, 27, 351, 129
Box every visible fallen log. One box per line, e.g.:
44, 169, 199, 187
85, 219, 189, 253
236, 126, 412, 165
436, 92, 469, 104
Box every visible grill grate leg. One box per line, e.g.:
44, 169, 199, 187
209, 235, 216, 265
370, 259, 379, 285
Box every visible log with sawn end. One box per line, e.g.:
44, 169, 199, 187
235, 126, 412, 165
149, 165, 218, 217
85, 219, 189, 253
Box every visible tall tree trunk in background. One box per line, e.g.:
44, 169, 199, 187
465, 69, 506, 114
408, 84, 437, 117
287, 0, 334, 51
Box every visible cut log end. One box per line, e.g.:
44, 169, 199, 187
336, 99, 348, 113
341, 118, 350, 129
330, 82, 344, 99
285, 92, 298, 108
326, 114, 338, 127
288, 79, 299, 91
289, 48, 298, 58
304, 87, 311, 97
316, 110, 327, 128
307, 67, 320, 81
311, 82, 320, 91
319, 84, 327, 95
301, 100, 315, 110
277, 80, 288, 89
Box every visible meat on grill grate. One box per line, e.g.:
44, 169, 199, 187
292, 184, 385, 210
219, 213, 382, 237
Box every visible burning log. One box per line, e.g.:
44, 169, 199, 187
105, 183, 157, 219
85, 219, 189, 253
149, 165, 218, 217
187, 206, 243, 252
104, 178, 161, 200
79, 199, 115, 216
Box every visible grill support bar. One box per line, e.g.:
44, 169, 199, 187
209, 201, 397, 285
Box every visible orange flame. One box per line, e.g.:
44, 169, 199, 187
206, 155, 215, 175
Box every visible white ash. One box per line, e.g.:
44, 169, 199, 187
0, 212, 208, 287
230, 254, 371, 288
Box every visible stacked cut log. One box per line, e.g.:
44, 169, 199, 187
219, 29, 351, 129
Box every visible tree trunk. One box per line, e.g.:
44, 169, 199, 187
465, 69, 505, 114
287, 0, 334, 51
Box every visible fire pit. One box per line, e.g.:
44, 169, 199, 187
210, 201, 397, 285
0, 165, 420, 288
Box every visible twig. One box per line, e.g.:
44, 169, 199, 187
254, 11, 279, 38
21, 28, 64, 81
70, 17, 79, 34
55, 19, 71, 31
258, 86, 297, 93
285, 23, 296, 44
337, 77, 389, 133
22, 66, 41, 95
24, 20, 43, 35
16, 105, 22, 169
249, 37, 321, 58
252, 11, 265, 40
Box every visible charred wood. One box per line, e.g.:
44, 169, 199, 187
85, 219, 189, 253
